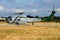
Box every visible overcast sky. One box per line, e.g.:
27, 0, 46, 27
0, 0, 60, 17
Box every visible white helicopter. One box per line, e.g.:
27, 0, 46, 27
7, 12, 41, 25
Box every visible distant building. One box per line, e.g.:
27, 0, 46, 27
0, 18, 6, 21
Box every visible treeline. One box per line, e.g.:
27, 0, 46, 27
27, 15, 39, 18
41, 16, 60, 22
54, 17, 60, 22
0, 15, 60, 22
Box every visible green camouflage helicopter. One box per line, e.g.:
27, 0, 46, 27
41, 6, 60, 22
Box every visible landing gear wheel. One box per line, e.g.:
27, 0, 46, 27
16, 22, 19, 25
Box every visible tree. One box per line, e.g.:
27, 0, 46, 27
27, 15, 34, 18
35, 16, 39, 18
8, 16, 12, 18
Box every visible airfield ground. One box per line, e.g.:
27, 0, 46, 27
0, 22, 60, 40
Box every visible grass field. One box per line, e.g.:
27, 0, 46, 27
0, 22, 60, 40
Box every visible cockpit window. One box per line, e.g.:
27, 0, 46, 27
17, 19, 21, 21
9, 18, 12, 21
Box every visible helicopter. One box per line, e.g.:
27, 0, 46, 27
41, 6, 60, 22
7, 12, 41, 25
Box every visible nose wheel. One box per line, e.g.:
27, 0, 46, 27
15, 22, 19, 25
